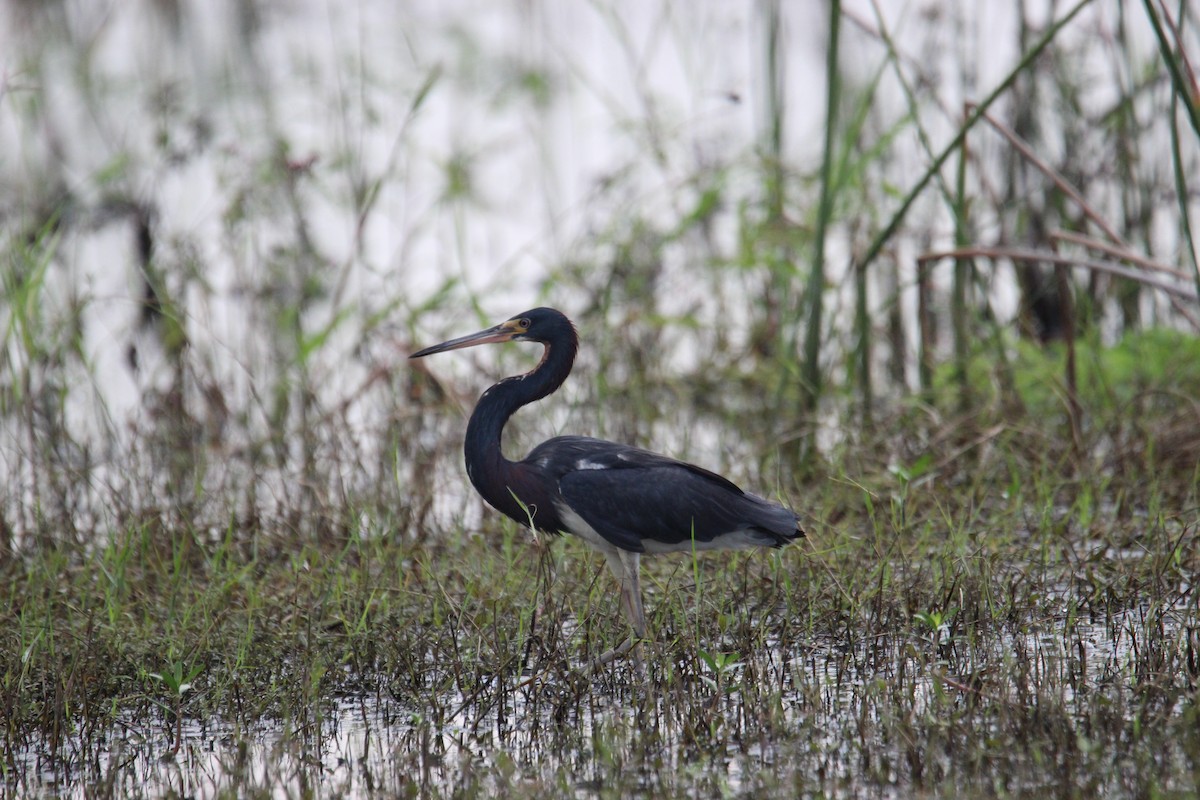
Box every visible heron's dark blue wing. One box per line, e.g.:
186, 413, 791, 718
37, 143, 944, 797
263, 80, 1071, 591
540, 437, 801, 553
528, 435, 740, 491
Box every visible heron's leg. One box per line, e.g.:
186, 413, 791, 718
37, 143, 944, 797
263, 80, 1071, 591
587, 549, 646, 671
614, 550, 646, 639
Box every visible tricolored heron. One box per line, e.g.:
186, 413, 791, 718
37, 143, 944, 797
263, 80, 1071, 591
410, 307, 803, 666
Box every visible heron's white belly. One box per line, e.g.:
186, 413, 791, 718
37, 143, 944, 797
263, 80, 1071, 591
555, 503, 775, 554
641, 529, 774, 553
555, 504, 619, 553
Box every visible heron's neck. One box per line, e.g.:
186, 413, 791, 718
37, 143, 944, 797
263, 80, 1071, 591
464, 340, 575, 516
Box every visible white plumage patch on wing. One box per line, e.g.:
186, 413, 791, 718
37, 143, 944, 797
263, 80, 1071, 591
574, 459, 608, 471
556, 503, 619, 553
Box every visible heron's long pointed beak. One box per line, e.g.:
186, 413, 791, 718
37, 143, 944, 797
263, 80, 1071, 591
409, 322, 518, 358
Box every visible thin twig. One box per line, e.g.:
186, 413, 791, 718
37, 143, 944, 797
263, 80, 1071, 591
972, 105, 1127, 247
853, 0, 1094, 276
919, 245, 1199, 306
1050, 229, 1192, 280
1155, 0, 1200, 100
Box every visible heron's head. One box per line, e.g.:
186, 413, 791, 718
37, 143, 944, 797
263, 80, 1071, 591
410, 307, 576, 358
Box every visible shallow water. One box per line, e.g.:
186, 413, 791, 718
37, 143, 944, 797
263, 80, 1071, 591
10, 598, 1193, 799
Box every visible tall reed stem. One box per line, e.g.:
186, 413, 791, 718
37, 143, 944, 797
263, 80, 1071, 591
799, 0, 841, 424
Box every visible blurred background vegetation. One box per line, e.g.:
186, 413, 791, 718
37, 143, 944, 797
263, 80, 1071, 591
1, 0, 1197, 547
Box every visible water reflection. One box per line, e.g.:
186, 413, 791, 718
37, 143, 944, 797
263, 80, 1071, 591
11, 599, 1191, 798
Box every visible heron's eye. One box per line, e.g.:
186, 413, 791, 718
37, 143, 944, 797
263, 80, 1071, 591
519, 317, 531, 329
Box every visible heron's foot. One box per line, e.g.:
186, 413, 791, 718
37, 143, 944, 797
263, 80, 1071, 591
584, 634, 645, 674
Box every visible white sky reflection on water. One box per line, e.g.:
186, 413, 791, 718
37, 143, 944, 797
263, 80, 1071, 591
10, 598, 1187, 799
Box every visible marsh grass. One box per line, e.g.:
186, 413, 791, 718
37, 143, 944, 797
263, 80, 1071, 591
3, 391, 1197, 796
2, 1, 1200, 797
